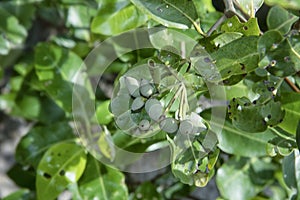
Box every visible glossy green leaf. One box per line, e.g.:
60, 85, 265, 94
267, 6, 298, 34
91, 3, 147, 36
265, 0, 300, 10
234, 0, 264, 17
130, 0, 198, 29
209, 119, 276, 157
213, 32, 243, 47
96, 101, 114, 125
279, 92, 300, 134
221, 16, 260, 36
228, 97, 285, 132
16, 122, 74, 168
36, 142, 87, 200
78, 155, 128, 200
210, 36, 259, 81
282, 150, 300, 194
224, 81, 250, 100
217, 157, 275, 200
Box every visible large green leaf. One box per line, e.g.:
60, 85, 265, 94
36, 142, 87, 200
91, 1, 147, 35
267, 6, 298, 35
279, 92, 300, 134
228, 97, 285, 132
217, 157, 276, 200
78, 155, 128, 200
202, 36, 259, 81
130, 0, 198, 29
258, 30, 300, 77
282, 150, 300, 197
221, 16, 260, 36
234, 0, 264, 17
265, 0, 300, 10
209, 119, 276, 157
15, 122, 74, 168
212, 32, 243, 48
224, 81, 250, 100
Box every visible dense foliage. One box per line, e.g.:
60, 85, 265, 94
1, 0, 300, 199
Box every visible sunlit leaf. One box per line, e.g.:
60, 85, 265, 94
96, 101, 114, 125
234, 0, 264, 17
130, 0, 198, 29
91, 3, 147, 35
221, 16, 260, 36
228, 97, 285, 132
265, 0, 300, 10
36, 142, 87, 200
267, 6, 298, 34
78, 155, 128, 200
282, 149, 300, 194
213, 35, 259, 78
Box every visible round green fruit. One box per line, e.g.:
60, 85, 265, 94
159, 117, 178, 133
131, 97, 144, 112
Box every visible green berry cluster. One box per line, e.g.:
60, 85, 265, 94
110, 75, 206, 136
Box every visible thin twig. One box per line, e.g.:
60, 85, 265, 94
206, 15, 227, 36
233, 0, 251, 20
284, 77, 300, 93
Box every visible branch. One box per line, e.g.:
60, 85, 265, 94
284, 77, 300, 93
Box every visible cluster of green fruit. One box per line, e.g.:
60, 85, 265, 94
110, 75, 206, 136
